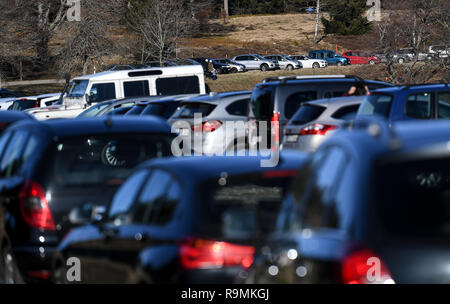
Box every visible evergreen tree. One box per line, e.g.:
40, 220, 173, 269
321, 0, 371, 35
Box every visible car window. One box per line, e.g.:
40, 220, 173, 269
331, 104, 360, 120
132, 169, 172, 224
124, 80, 150, 97
108, 169, 149, 223
22, 135, 39, 165
0, 132, 12, 160
324, 91, 347, 98
284, 91, 317, 119
358, 94, 393, 118
148, 179, 182, 226
89, 83, 116, 103
437, 92, 450, 118
156, 76, 200, 95
226, 99, 249, 116
290, 104, 326, 125
172, 102, 216, 119
0, 131, 28, 177
406, 92, 432, 119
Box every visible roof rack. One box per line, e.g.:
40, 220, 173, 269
262, 74, 364, 84
401, 83, 449, 90
342, 115, 402, 150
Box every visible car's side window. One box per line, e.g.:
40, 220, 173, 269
0, 131, 28, 178
437, 92, 450, 118
406, 92, 432, 119
284, 91, 317, 119
148, 179, 182, 226
0, 132, 12, 161
108, 169, 149, 223
21, 135, 39, 165
226, 99, 250, 116
133, 169, 172, 224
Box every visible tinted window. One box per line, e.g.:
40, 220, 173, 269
12, 99, 37, 111
437, 92, 450, 118
22, 135, 39, 164
125, 105, 146, 116
172, 103, 216, 119
108, 170, 149, 223
141, 103, 167, 117
0, 132, 12, 159
374, 156, 450, 238
150, 180, 181, 225
124, 80, 150, 97
358, 94, 393, 118
324, 91, 347, 98
226, 99, 249, 116
284, 91, 317, 119
290, 104, 326, 125
89, 83, 116, 103
78, 102, 111, 118
251, 86, 275, 120
331, 104, 360, 120
156, 76, 200, 95
0, 131, 28, 177
406, 92, 432, 119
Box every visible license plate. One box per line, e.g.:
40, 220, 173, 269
286, 135, 299, 143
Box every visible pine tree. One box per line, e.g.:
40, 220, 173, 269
321, 0, 371, 35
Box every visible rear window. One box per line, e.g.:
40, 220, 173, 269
11, 99, 37, 111
156, 76, 200, 95
357, 94, 393, 118
290, 104, 326, 125
78, 103, 111, 118
124, 80, 150, 97
172, 102, 216, 119
196, 171, 296, 240
141, 103, 168, 117
331, 104, 360, 120
284, 91, 317, 119
373, 156, 450, 238
251, 85, 275, 120
125, 105, 146, 116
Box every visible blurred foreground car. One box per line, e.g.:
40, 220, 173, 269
77, 97, 149, 118
246, 118, 450, 284
52, 152, 308, 283
282, 95, 364, 152
0, 111, 35, 134
0, 117, 175, 283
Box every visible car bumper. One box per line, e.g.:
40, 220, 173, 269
282, 134, 329, 153
13, 245, 57, 283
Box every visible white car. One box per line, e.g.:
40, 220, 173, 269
289, 55, 328, 68
428, 45, 449, 58
10, 93, 61, 111
264, 54, 302, 70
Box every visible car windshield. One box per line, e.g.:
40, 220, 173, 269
67, 80, 89, 98
43, 134, 174, 188
197, 172, 295, 240
78, 102, 111, 118
358, 94, 393, 118
373, 155, 450, 239
255, 55, 266, 60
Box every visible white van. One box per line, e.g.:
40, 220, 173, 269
27, 65, 206, 120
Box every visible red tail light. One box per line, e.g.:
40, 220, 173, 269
191, 120, 223, 132
300, 123, 338, 136
180, 238, 255, 270
271, 112, 280, 147
19, 181, 55, 231
342, 248, 395, 284
263, 170, 298, 178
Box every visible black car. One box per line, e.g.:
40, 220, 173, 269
0, 117, 175, 283
0, 111, 35, 134
77, 97, 150, 118
192, 58, 231, 75
246, 118, 450, 284
52, 152, 308, 283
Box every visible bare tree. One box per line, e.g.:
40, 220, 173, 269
126, 0, 193, 65
377, 0, 450, 84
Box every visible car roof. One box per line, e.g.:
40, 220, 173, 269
260, 78, 391, 87
305, 95, 366, 107
372, 84, 449, 94
9, 116, 172, 138
137, 150, 309, 182
181, 91, 252, 104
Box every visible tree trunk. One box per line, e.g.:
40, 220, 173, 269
313, 0, 320, 44
36, 32, 50, 63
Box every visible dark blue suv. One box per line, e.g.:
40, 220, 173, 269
358, 84, 450, 122
245, 118, 450, 284
309, 50, 350, 66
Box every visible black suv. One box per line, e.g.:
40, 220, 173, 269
246, 118, 450, 284
0, 117, 175, 283
248, 75, 392, 148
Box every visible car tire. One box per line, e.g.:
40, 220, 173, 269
337, 62, 343, 67
260, 64, 269, 72
398, 58, 405, 64
231, 67, 238, 73
312, 62, 320, 69
369, 60, 376, 65
0, 244, 24, 284
287, 65, 294, 71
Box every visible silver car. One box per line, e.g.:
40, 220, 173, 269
264, 54, 302, 70
232, 54, 279, 71
282, 96, 365, 152
215, 58, 247, 73
169, 91, 251, 155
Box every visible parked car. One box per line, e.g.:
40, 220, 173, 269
245, 118, 450, 284
106, 106, 133, 116
192, 57, 231, 74
289, 55, 327, 69
26, 65, 206, 120
357, 84, 450, 122
0, 116, 176, 283
232, 54, 279, 71
77, 97, 149, 118
399, 48, 432, 61
282, 95, 365, 152
264, 55, 302, 70
214, 58, 247, 73
342, 51, 380, 65
8, 93, 61, 111
308, 50, 350, 66
169, 91, 252, 155
248, 75, 392, 149
0, 89, 22, 110
125, 94, 202, 118
428, 45, 450, 58
0, 111, 35, 134
52, 151, 308, 283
